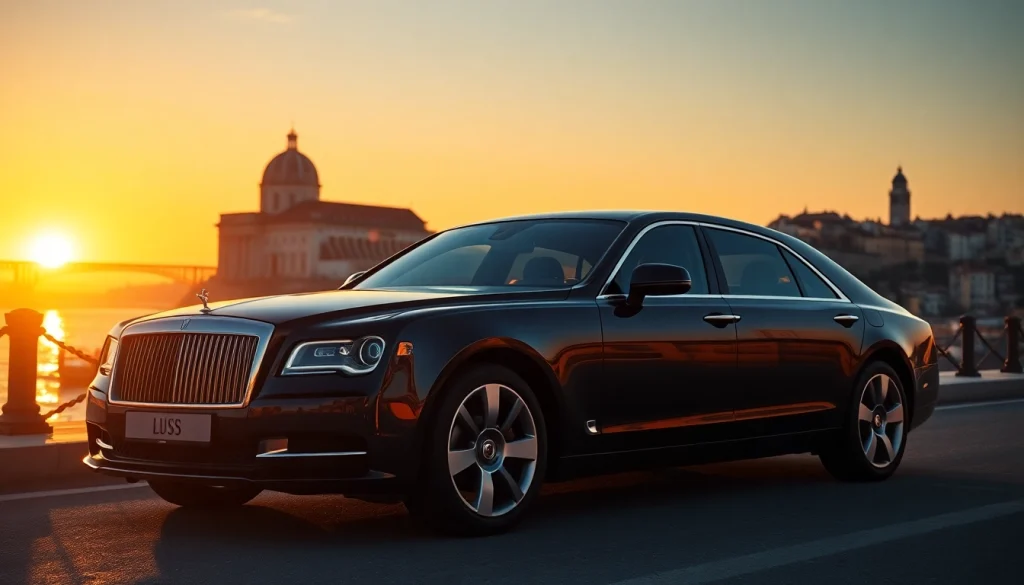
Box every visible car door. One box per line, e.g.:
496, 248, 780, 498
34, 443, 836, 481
596, 222, 740, 452
701, 225, 865, 437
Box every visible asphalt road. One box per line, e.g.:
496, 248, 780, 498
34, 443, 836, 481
3, 399, 1023, 585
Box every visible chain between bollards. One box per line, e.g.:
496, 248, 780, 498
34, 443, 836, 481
36, 328, 97, 420
40, 393, 88, 420
936, 324, 963, 370
40, 330, 100, 366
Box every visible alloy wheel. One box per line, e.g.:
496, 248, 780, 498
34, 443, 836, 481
447, 383, 539, 517
857, 373, 905, 468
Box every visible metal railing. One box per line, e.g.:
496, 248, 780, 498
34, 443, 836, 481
936, 315, 1023, 377
1, 307, 1022, 435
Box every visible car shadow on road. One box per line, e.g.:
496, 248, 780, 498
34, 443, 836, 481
132, 454, 1024, 584
7, 454, 1019, 585
149, 456, 834, 546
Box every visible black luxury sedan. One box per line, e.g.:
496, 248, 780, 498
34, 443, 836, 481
84, 211, 939, 535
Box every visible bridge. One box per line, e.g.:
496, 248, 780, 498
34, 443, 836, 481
0, 260, 217, 288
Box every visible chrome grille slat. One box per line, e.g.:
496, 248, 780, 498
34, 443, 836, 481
170, 335, 184, 404
172, 334, 189, 404
182, 334, 197, 404
219, 337, 234, 404
222, 337, 234, 404
200, 336, 214, 404
189, 335, 201, 403
145, 336, 158, 404
110, 331, 260, 406
230, 337, 248, 405
202, 335, 216, 403
205, 336, 218, 405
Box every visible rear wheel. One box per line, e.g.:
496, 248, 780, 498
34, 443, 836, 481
148, 480, 262, 508
820, 361, 908, 481
408, 363, 547, 536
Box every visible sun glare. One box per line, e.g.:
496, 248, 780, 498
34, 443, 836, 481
28, 232, 76, 268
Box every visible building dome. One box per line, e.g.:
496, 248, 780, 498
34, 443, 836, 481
261, 130, 319, 187
892, 166, 908, 188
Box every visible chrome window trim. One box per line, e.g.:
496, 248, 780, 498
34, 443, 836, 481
598, 292, 845, 303
596, 219, 850, 303
107, 315, 275, 409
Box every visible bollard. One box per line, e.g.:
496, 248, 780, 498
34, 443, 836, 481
1002, 316, 1023, 374
956, 315, 981, 377
0, 308, 52, 435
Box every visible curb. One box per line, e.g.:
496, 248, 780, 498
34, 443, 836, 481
0, 441, 90, 485
3, 376, 1023, 486
935, 376, 1024, 406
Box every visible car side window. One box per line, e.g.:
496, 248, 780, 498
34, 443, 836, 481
705, 228, 801, 297
781, 248, 838, 299
606, 225, 709, 295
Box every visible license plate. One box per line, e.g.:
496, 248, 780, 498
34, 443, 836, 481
125, 411, 212, 443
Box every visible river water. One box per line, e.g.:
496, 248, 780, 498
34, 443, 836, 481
0, 307, 162, 423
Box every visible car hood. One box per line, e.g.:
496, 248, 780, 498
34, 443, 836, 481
126, 286, 567, 327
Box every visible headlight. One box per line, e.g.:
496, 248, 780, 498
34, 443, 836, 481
98, 337, 118, 376
282, 336, 387, 376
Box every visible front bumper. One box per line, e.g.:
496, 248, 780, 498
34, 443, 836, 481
82, 452, 397, 495
84, 389, 407, 496
910, 363, 940, 431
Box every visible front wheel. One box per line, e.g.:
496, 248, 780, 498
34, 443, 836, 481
819, 361, 909, 482
149, 480, 262, 508
408, 363, 547, 536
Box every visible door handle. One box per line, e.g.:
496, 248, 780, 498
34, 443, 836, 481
833, 314, 860, 327
704, 314, 741, 327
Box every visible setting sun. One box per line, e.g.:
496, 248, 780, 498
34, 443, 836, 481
28, 232, 76, 268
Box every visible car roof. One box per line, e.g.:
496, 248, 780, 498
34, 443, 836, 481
454, 209, 779, 237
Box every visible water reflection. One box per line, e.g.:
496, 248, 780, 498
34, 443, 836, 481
36, 310, 64, 415
35, 310, 98, 422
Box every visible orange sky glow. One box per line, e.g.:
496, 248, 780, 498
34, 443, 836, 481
1, 1, 1021, 266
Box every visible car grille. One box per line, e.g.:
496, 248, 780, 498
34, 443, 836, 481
110, 332, 259, 406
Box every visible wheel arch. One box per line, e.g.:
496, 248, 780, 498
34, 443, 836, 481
860, 341, 917, 427
415, 338, 566, 464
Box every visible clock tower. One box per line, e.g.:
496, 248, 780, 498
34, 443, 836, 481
889, 166, 911, 226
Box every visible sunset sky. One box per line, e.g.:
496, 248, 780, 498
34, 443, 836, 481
1, 0, 1022, 266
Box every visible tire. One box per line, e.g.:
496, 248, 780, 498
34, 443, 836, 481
407, 363, 548, 536
148, 480, 262, 508
819, 361, 909, 482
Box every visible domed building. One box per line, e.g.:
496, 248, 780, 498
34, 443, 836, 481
260, 129, 320, 214
215, 129, 430, 288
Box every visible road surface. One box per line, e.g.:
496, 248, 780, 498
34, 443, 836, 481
3, 399, 1023, 585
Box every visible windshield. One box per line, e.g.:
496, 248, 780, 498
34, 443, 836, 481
353, 219, 626, 289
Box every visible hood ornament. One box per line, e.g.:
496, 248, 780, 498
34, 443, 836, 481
196, 288, 212, 314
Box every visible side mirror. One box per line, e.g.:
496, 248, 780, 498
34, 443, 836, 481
339, 271, 367, 289
626, 263, 692, 306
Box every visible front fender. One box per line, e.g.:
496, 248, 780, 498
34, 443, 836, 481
371, 301, 603, 477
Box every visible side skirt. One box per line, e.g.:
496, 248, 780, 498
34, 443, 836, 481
547, 430, 832, 482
